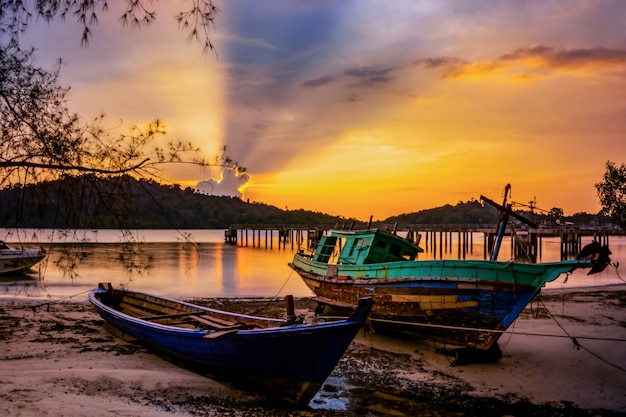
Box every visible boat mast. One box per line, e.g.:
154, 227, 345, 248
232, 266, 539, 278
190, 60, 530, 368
481, 184, 538, 261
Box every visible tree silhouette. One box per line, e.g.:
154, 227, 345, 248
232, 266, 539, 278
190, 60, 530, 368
0, 1, 227, 281
0, 46, 211, 188
0, 0, 219, 54
596, 161, 626, 229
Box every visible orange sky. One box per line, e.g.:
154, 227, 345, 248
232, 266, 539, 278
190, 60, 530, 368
20, 1, 626, 221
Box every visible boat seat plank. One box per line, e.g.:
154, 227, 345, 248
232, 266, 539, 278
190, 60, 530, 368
119, 302, 155, 318
122, 296, 186, 316
120, 296, 162, 313
190, 315, 236, 329
197, 314, 238, 327
143, 311, 205, 321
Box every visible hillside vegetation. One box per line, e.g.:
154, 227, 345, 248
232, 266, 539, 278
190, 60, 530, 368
0, 175, 610, 229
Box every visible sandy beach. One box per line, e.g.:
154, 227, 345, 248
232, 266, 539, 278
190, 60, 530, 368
1, 284, 625, 416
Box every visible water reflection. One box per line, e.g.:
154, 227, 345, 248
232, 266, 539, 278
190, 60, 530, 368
1, 229, 624, 300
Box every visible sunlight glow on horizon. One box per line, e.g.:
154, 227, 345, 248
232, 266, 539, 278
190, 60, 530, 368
12, 1, 626, 221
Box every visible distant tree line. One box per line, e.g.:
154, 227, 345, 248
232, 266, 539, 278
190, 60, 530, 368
0, 175, 613, 230
385, 199, 611, 227
0, 175, 354, 230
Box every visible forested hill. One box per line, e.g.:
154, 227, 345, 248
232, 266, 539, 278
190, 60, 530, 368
0, 175, 354, 229
0, 175, 610, 229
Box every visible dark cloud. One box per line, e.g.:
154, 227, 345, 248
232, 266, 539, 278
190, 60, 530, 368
412, 57, 466, 68
301, 75, 338, 88
498, 45, 553, 61
300, 65, 396, 90
498, 45, 626, 68
348, 75, 394, 88
412, 46, 626, 80
339, 94, 362, 103
344, 67, 395, 87
343, 66, 394, 79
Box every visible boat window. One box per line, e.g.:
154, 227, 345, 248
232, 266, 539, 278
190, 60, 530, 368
350, 238, 371, 255
389, 243, 402, 257
313, 236, 339, 263
349, 238, 361, 256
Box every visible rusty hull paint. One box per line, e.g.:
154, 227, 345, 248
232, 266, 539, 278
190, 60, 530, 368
297, 271, 534, 350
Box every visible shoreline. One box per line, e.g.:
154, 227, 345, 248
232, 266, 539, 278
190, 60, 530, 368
1, 284, 625, 416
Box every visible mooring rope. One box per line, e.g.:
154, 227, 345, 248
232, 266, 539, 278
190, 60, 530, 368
615, 262, 625, 283
240, 270, 295, 316
5, 289, 92, 313
369, 317, 626, 342
538, 299, 626, 373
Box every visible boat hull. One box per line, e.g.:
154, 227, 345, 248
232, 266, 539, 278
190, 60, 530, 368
290, 255, 591, 350
89, 286, 372, 406
0, 247, 46, 274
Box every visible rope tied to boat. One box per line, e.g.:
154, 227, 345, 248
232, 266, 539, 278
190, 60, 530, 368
563, 271, 571, 284
8, 289, 92, 314
539, 299, 625, 372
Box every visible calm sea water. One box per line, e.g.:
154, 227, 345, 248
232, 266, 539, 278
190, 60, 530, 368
1, 228, 624, 300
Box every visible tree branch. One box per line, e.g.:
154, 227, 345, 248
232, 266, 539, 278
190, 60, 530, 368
0, 158, 151, 175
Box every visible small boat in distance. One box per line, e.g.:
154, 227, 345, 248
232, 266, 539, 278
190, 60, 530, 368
288, 186, 612, 362
89, 283, 373, 406
0, 241, 46, 274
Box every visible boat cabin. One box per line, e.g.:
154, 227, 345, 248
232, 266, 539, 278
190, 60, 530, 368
311, 230, 422, 265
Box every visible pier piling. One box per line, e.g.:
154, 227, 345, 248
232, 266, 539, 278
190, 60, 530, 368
225, 224, 621, 261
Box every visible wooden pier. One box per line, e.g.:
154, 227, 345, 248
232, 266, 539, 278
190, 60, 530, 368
224, 226, 323, 250
225, 224, 622, 261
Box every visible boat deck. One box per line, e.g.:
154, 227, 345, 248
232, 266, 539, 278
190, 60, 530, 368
106, 291, 251, 332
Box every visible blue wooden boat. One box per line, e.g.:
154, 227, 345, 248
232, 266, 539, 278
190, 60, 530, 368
288, 187, 611, 360
89, 283, 372, 406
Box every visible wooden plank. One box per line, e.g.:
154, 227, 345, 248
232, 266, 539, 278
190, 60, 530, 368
203, 329, 240, 339
121, 295, 158, 311
198, 314, 238, 327
155, 320, 198, 329
119, 302, 154, 318
143, 311, 205, 321
122, 295, 181, 316
190, 315, 234, 329
389, 294, 478, 310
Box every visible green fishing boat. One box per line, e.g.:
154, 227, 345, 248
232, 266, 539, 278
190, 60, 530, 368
288, 187, 611, 359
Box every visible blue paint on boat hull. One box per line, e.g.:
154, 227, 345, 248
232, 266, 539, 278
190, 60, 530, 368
89, 286, 372, 406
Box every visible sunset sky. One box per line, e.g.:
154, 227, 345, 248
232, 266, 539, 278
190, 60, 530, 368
19, 1, 626, 221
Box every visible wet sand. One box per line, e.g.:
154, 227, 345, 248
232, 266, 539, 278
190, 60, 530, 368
1, 284, 625, 416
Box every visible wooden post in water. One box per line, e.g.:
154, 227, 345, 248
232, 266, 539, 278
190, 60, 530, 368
439, 231, 443, 259
459, 232, 467, 259
285, 295, 296, 323
224, 229, 237, 244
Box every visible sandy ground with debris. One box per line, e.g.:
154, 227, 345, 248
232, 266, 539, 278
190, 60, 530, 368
1, 284, 625, 416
